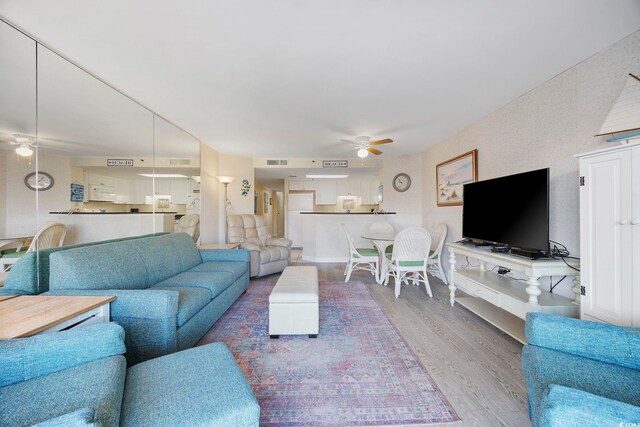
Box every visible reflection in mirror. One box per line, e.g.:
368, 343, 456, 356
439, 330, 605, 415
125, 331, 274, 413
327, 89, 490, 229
0, 21, 38, 275
36, 43, 157, 244
153, 116, 201, 243
0, 21, 37, 240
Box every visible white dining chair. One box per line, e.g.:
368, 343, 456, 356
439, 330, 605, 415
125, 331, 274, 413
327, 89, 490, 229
367, 221, 395, 253
342, 223, 379, 283
1, 222, 67, 271
426, 223, 448, 284
384, 227, 432, 299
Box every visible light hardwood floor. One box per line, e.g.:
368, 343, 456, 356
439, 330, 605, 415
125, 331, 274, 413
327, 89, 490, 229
291, 262, 531, 427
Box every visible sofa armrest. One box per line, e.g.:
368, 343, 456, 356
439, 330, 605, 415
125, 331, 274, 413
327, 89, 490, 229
541, 384, 640, 427
266, 237, 292, 248
239, 242, 262, 252
199, 248, 251, 263
46, 289, 179, 319
0, 323, 125, 387
525, 313, 640, 370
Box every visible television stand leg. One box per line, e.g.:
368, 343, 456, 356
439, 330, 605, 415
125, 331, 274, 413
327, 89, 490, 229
526, 275, 542, 310
448, 248, 457, 306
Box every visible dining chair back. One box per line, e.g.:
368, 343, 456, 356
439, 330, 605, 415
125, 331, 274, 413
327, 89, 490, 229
1, 222, 67, 271
342, 223, 379, 283
368, 220, 395, 254
427, 223, 448, 284
386, 227, 433, 298
368, 221, 395, 235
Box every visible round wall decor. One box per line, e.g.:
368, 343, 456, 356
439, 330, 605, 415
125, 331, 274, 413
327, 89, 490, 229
392, 173, 411, 192
24, 171, 55, 191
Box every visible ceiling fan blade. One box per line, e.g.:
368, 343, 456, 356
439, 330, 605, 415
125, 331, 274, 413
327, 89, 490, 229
370, 138, 393, 145
367, 147, 383, 155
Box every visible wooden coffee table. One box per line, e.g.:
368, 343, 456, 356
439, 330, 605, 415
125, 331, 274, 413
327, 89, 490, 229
0, 295, 116, 339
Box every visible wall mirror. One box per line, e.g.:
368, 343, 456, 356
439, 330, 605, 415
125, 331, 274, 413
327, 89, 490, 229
0, 19, 200, 290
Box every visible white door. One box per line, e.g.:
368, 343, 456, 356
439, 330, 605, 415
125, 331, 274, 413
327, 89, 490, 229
580, 149, 633, 326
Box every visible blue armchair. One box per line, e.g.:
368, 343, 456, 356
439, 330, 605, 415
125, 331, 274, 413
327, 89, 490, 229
522, 313, 640, 427
0, 323, 260, 427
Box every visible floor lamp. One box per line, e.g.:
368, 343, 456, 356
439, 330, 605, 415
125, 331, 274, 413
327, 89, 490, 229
216, 176, 235, 243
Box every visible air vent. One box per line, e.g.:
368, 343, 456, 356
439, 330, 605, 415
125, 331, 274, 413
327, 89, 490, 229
169, 159, 191, 165
267, 159, 288, 166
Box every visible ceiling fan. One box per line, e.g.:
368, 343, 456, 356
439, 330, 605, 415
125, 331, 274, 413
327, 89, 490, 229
0, 134, 36, 157
341, 136, 393, 158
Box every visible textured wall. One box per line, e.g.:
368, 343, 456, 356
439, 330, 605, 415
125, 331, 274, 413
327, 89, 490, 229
382, 154, 423, 231
422, 30, 640, 296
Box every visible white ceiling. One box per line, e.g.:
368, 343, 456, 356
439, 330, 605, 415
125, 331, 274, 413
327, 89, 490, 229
1, 1, 639, 159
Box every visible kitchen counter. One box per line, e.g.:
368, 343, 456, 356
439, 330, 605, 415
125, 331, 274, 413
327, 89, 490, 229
49, 212, 175, 244
300, 214, 398, 262
300, 212, 396, 215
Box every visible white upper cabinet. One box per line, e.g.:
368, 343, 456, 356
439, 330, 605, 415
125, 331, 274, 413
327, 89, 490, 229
170, 178, 191, 205
315, 180, 337, 205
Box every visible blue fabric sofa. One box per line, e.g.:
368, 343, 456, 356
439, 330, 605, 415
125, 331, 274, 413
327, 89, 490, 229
46, 232, 250, 365
0, 233, 166, 296
0, 323, 260, 426
522, 313, 640, 427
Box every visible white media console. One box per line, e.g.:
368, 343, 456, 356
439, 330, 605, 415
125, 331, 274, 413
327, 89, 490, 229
447, 242, 580, 344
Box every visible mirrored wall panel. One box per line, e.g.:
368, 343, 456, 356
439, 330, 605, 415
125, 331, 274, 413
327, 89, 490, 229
0, 19, 200, 291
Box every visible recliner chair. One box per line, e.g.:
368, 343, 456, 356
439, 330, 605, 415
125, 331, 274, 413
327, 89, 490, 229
227, 214, 292, 277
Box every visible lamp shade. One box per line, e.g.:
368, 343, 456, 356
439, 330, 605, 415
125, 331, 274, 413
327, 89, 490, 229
216, 176, 235, 184
357, 148, 369, 158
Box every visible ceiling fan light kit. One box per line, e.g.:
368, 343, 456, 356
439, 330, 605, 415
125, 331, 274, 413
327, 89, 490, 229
344, 135, 394, 158
15, 143, 34, 157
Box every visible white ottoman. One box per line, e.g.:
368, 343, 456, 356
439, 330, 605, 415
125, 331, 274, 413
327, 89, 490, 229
269, 266, 319, 339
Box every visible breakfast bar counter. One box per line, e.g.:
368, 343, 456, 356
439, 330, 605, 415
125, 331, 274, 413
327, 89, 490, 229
49, 212, 176, 244
300, 213, 396, 262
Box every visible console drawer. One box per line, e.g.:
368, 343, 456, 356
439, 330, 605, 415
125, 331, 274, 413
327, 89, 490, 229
465, 279, 500, 306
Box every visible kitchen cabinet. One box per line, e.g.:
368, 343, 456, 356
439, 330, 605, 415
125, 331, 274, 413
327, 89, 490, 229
88, 173, 115, 188
337, 181, 361, 197
171, 178, 191, 205
113, 178, 133, 204
134, 179, 153, 204
360, 181, 373, 204
154, 179, 172, 196
289, 180, 317, 191
315, 180, 337, 205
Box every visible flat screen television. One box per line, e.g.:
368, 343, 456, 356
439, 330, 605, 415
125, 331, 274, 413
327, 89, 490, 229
462, 168, 549, 254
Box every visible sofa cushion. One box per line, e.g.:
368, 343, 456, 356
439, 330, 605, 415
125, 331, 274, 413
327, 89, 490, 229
0, 356, 126, 427
153, 271, 236, 300
260, 246, 289, 263
135, 233, 202, 285
152, 286, 210, 327
120, 343, 260, 427
50, 243, 149, 290
188, 261, 247, 280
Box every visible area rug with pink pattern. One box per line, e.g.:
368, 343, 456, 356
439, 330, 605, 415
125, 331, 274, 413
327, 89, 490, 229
198, 278, 460, 426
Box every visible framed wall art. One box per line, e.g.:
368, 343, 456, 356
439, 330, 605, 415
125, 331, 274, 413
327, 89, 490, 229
436, 149, 478, 206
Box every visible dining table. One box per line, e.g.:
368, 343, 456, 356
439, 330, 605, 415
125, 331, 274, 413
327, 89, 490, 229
361, 231, 397, 284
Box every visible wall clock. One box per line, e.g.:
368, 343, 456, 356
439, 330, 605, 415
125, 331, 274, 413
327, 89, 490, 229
24, 171, 55, 191
392, 173, 411, 192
